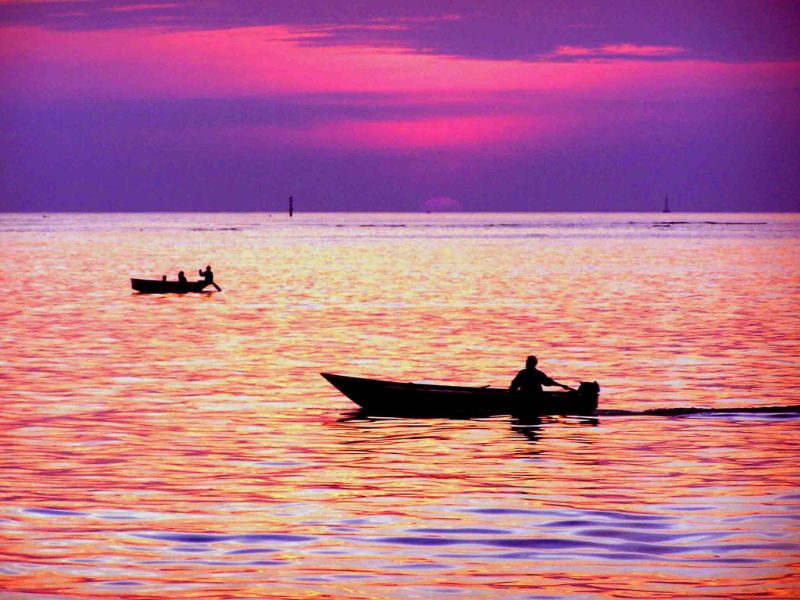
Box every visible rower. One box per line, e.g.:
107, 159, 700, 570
199, 265, 222, 291
510, 356, 571, 399
199, 265, 214, 283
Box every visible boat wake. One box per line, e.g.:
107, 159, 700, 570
598, 405, 800, 417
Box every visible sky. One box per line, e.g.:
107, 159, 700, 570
1, 1, 799, 212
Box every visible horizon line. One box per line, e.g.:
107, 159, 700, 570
2, 209, 799, 215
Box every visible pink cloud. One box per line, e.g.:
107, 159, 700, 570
552, 44, 688, 59
218, 112, 582, 153
302, 115, 527, 149
3, 23, 798, 154
6, 24, 795, 101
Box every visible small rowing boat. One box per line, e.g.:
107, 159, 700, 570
131, 278, 212, 294
321, 372, 600, 417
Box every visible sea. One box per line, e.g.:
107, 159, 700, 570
1, 212, 799, 599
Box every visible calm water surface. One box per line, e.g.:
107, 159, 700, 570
2, 212, 799, 598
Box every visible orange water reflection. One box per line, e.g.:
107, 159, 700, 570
1, 213, 799, 598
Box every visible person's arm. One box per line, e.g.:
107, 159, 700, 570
549, 378, 572, 390
542, 372, 571, 390
509, 371, 522, 392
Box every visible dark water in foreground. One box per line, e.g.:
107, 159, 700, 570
2, 212, 799, 598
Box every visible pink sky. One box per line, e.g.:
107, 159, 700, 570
1, 2, 798, 211
5, 24, 798, 152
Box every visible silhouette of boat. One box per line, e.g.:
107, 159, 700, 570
131, 278, 212, 294
321, 373, 599, 417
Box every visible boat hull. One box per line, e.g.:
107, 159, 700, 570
131, 278, 211, 294
321, 373, 599, 417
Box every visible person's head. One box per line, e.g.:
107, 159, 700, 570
206, 265, 211, 271
179, 270, 184, 276
526, 355, 538, 369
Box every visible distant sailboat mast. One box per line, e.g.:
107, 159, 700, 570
663, 195, 671, 213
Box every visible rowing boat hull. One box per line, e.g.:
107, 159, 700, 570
131, 278, 211, 294
321, 373, 599, 417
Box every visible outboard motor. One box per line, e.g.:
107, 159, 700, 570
577, 381, 600, 396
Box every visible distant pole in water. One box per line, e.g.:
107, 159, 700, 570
289, 196, 294, 217
663, 195, 671, 213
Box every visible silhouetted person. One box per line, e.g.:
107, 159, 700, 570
162, 275, 167, 281
178, 270, 187, 284
199, 265, 213, 283
199, 265, 221, 291
510, 356, 571, 400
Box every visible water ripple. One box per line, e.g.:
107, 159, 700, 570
3, 212, 800, 598
136, 532, 316, 544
